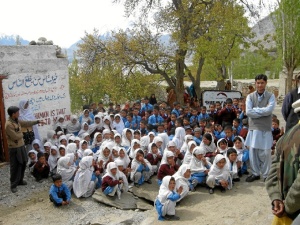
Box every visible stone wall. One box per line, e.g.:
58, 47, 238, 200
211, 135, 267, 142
0, 46, 71, 140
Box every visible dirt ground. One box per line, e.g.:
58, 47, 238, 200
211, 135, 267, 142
0, 105, 284, 225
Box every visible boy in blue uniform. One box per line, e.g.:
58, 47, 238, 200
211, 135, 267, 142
49, 174, 71, 207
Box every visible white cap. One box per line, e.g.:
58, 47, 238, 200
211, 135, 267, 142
292, 99, 300, 113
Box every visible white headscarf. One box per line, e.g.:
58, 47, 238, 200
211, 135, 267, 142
157, 133, 169, 153
208, 154, 230, 181
148, 142, 161, 159
103, 115, 113, 130
160, 150, 175, 166
57, 156, 76, 182
121, 129, 133, 147
89, 114, 103, 134
115, 147, 130, 168
180, 135, 194, 154
172, 127, 186, 149
115, 159, 129, 192
182, 141, 197, 165
173, 164, 191, 195
66, 115, 81, 134
91, 132, 102, 149
31, 139, 45, 153
216, 138, 228, 155
77, 140, 88, 159
140, 135, 150, 152
48, 146, 59, 171
97, 142, 112, 165
58, 135, 67, 145
112, 114, 125, 135
66, 143, 77, 154
157, 175, 173, 203
80, 109, 93, 125
47, 130, 57, 146
18, 99, 41, 141
102, 162, 119, 180
200, 133, 216, 153
83, 149, 94, 157
27, 149, 38, 165
54, 115, 66, 130
78, 122, 90, 138
114, 133, 122, 146
189, 147, 209, 173
130, 150, 152, 180
128, 139, 140, 159
73, 156, 94, 198
233, 136, 246, 162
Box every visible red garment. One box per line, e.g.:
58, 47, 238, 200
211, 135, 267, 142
157, 164, 179, 180
239, 128, 248, 140
146, 153, 162, 166
101, 175, 120, 192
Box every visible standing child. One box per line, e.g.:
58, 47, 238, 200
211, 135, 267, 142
102, 162, 124, 199
32, 152, 50, 182
49, 174, 71, 207
207, 154, 231, 194
155, 176, 182, 221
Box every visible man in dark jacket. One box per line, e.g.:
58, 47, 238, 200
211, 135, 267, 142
282, 73, 300, 132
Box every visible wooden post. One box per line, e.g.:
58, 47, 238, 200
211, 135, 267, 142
0, 75, 9, 162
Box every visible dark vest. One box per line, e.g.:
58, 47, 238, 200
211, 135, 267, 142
286, 88, 300, 131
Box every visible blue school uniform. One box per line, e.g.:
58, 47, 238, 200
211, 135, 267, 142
148, 114, 164, 126
189, 164, 211, 185
125, 120, 137, 129
49, 183, 71, 205
171, 108, 180, 118
197, 113, 209, 122
133, 115, 141, 129
141, 103, 153, 112
136, 164, 151, 185
155, 191, 180, 221
91, 172, 102, 189
190, 115, 198, 124
193, 136, 202, 146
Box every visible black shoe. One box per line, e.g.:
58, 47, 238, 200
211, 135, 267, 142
244, 171, 250, 175
246, 174, 260, 182
220, 187, 226, 193
145, 179, 152, 184
209, 188, 214, 194
11, 187, 17, 193
19, 180, 27, 185
233, 178, 240, 182
238, 171, 242, 177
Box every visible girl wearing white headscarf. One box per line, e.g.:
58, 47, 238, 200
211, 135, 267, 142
155, 176, 181, 221
27, 150, 38, 172
91, 132, 102, 153
102, 115, 113, 131
172, 127, 186, 149
112, 114, 125, 135
216, 138, 228, 155
79, 109, 93, 125
233, 136, 249, 175
88, 114, 103, 138
128, 139, 141, 159
161, 141, 184, 166
121, 128, 133, 151
180, 135, 194, 155
48, 146, 60, 175
77, 140, 88, 160
66, 143, 77, 155
58, 135, 68, 147
102, 162, 123, 199
146, 142, 162, 175
130, 149, 152, 187
53, 115, 66, 132
18, 99, 41, 145
96, 143, 114, 174
200, 133, 216, 163
158, 150, 179, 185
207, 154, 231, 194
73, 156, 96, 198
78, 122, 90, 138
173, 164, 192, 202
114, 133, 122, 147
57, 156, 77, 190
153, 136, 164, 155
158, 133, 169, 154
47, 130, 58, 146
115, 147, 131, 175
182, 141, 196, 165
225, 148, 240, 180
31, 139, 45, 153
189, 147, 211, 190
66, 115, 81, 136
115, 159, 129, 192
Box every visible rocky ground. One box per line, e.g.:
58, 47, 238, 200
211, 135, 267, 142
0, 105, 284, 225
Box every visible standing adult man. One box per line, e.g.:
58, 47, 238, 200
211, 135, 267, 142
265, 99, 300, 224
245, 74, 275, 182
282, 73, 300, 132
5, 106, 45, 193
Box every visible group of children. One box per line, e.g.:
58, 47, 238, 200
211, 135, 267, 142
25, 97, 284, 221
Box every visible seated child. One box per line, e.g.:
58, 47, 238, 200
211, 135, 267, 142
172, 164, 192, 202
111, 146, 119, 160
57, 156, 77, 190
66, 143, 77, 155
73, 156, 97, 198
128, 139, 141, 159
91, 132, 102, 153
200, 133, 216, 163
49, 174, 71, 207
207, 155, 231, 194
43, 142, 52, 161
58, 145, 66, 158
102, 162, 124, 199
155, 176, 182, 221
130, 149, 152, 187
28, 150, 37, 173
77, 140, 88, 160
48, 146, 59, 175
97, 143, 114, 174
189, 147, 211, 190
226, 148, 241, 182
31, 139, 45, 153
121, 129, 133, 151
115, 159, 129, 192
215, 138, 228, 155
115, 147, 131, 177
58, 135, 68, 147
114, 133, 122, 147
32, 152, 50, 182
146, 143, 162, 175
180, 135, 194, 155
182, 141, 196, 165
157, 151, 179, 185
233, 136, 249, 176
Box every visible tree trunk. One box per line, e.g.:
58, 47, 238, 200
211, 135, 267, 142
286, 66, 294, 94
175, 55, 185, 105
216, 64, 227, 90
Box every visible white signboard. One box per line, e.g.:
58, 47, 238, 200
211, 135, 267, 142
2, 71, 71, 139
202, 90, 242, 108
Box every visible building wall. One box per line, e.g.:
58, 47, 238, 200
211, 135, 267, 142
0, 45, 71, 140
